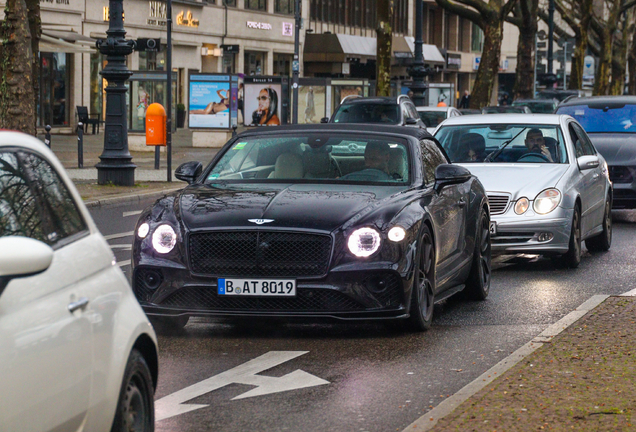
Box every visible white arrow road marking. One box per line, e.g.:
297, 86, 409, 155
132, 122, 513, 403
123, 210, 143, 217
110, 244, 132, 250
117, 260, 131, 267
104, 231, 134, 241
155, 351, 329, 422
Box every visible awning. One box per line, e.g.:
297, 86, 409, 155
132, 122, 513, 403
404, 37, 445, 64
39, 34, 96, 54
42, 30, 96, 45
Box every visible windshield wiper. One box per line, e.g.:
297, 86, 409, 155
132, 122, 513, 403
484, 127, 527, 162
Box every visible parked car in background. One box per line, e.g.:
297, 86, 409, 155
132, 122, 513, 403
416, 106, 462, 133
538, 89, 586, 102
434, 114, 612, 268
0, 132, 158, 432
512, 98, 559, 113
132, 124, 492, 332
482, 105, 532, 114
556, 96, 636, 208
459, 108, 482, 116
326, 95, 426, 129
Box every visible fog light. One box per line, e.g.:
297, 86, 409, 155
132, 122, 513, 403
142, 269, 162, 290
537, 232, 554, 242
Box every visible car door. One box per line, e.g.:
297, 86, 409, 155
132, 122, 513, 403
419, 139, 468, 287
0, 149, 94, 432
572, 122, 606, 233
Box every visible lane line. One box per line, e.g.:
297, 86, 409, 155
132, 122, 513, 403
110, 244, 132, 250
621, 287, 636, 296
104, 231, 134, 241
117, 260, 131, 268
123, 210, 143, 217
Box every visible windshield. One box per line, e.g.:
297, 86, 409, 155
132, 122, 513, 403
206, 135, 411, 184
482, 106, 527, 114
512, 101, 555, 114
418, 111, 447, 128
434, 124, 568, 164
332, 103, 400, 124
556, 103, 636, 133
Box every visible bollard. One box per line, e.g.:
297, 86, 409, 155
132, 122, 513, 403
77, 122, 84, 168
44, 125, 52, 148
232, 125, 238, 138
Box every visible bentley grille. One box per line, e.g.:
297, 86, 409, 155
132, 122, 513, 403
487, 194, 511, 215
189, 231, 333, 277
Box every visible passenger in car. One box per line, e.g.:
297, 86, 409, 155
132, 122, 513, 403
458, 133, 486, 162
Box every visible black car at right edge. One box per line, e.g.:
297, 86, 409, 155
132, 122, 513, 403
556, 96, 636, 208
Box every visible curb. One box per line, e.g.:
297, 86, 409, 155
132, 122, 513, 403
83, 187, 182, 209
403, 294, 613, 432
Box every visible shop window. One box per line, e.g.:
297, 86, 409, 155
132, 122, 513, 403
128, 72, 176, 132
223, 0, 236, 6
471, 23, 484, 52
139, 46, 166, 71
274, 54, 292, 76
245, 0, 266, 11
90, 54, 105, 122
275, 0, 294, 14
38, 52, 70, 127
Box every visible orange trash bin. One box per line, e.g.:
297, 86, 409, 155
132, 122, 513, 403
146, 103, 167, 146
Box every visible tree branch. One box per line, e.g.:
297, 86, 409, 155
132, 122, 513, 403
434, 0, 484, 26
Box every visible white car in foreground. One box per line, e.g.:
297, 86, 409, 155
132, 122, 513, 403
0, 132, 158, 432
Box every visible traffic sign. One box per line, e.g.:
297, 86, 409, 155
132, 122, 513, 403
537, 41, 547, 48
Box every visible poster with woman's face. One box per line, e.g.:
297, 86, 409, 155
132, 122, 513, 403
297, 86, 326, 124
189, 80, 231, 128
244, 83, 282, 126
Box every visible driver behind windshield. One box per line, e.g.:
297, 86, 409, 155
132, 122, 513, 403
340, 141, 392, 181
522, 128, 553, 162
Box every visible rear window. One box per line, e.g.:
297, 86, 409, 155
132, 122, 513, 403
556, 103, 636, 133
418, 111, 447, 128
332, 103, 400, 124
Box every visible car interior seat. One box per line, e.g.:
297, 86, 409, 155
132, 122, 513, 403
268, 153, 304, 179
388, 147, 407, 180
543, 137, 558, 161
303, 146, 341, 178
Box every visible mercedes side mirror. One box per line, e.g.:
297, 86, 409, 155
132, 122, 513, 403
577, 155, 600, 171
175, 161, 203, 184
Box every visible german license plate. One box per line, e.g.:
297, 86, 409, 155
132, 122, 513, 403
489, 221, 497, 236
217, 278, 296, 296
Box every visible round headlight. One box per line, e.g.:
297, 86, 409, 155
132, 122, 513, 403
388, 226, 406, 242
533, 189, 561, 215
152, 224, 177, 254
347, 228, 381, 257
137, 222, 150, 239
514, 197, 529, 215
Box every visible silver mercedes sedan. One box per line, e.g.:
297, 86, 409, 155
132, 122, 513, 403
434, 114, 613, 268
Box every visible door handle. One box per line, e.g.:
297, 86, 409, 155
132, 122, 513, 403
68, 297, 89, 313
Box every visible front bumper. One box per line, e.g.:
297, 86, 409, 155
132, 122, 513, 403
609, 165, 636, 209
133, 265, 411, 321
490, 207, 573, 255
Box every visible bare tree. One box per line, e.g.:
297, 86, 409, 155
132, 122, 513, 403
435, 0, 518, 108
0, 0, 36, 134
553, 0, 593, 90
376, 0, 394, 96
26, 0, 41, 116
506, 0, 539, 100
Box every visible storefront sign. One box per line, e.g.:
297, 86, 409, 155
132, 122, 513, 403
176, 10, 199, 27
42, 0, 70, 4
148, 1, 167, 26
282, 22, 293, 36
447, 53, 461, 70
247, 21, 272, 30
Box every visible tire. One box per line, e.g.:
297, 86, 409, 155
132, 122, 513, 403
407, 226, 435, 331
150, 315, 189, 334
585, 197, 612, 252
560, 205, 582, 268
464, 208, 491, 300
111, 349, 155, 432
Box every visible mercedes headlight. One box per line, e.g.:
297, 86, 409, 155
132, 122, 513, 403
152, 224, 177, 254
514, 197, 529, 215
533, 189, 561, 214
348, 228, 381, 257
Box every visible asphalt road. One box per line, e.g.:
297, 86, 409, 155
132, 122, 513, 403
90, 198, 636, 432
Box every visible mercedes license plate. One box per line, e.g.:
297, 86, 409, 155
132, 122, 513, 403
218, 278, 296, 296
489, 221, 497, 236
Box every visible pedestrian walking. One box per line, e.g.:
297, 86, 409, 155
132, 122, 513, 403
459, 90, 471, 108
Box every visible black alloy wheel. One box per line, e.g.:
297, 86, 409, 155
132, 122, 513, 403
561, 204, 582, 268
585, 197, 612, 252
464, 208, 491, 300
111, 349, 155, 432
408, 226, 435, 331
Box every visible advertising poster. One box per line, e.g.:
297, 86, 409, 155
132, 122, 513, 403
297, 85, 326, 124
244, 78, 283, 126
189, 75, 231, 129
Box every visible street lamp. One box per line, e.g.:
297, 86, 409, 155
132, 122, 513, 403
95, 0, 136, 186
407, 0, 431, 107
292, 0, 301, 124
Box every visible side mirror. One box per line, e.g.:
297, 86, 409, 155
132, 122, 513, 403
577, 155, 600, 171
405, 118, 418, 125
434, 164, 472, 192
320, 117, 330, 124
175, 161, 203, 184
0, 237, 53, 296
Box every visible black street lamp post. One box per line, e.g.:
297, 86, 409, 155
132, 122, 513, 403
407, 0, 431, 107
95, 0, 136, 186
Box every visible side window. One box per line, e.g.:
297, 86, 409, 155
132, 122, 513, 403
568, 124, 585, 158
19, 151, 87, 246
406, 103, 419, 120
420, 139, 448, 185
401, 104, 409, 123
572, 123, 596, 156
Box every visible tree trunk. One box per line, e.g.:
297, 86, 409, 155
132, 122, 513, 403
512, 22, 536, 99
610, 26, 627, 95
629, 25, 636, 94
594, 30, 613, 95
376, 0, 394, 97
568, 0, 592, 90
0, 0, 36, 135
26, 0, 41, 130
470, 21, 503, 109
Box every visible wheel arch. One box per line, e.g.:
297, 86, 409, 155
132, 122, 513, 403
133, 333, 159, 391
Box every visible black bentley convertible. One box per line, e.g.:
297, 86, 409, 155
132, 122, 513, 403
132, 124, 491, 331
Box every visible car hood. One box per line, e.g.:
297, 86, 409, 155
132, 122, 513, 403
456, 163, 569, 200
177, 183, 407, 232
587, 133, 636, 165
